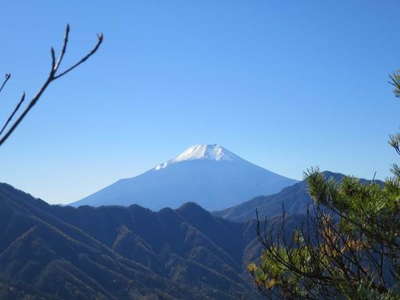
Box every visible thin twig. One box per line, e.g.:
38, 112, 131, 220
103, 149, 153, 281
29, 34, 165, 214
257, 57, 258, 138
54, 33, 103, 79
0, 93, 25, 136
55, 24, 70, 70
0, 25, 103, 147
0, 73, 11, 95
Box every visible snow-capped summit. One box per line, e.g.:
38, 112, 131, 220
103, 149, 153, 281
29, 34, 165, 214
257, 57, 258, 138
175, 144, 237, 162
155, 144, 239, 170
71, 144, 297, 211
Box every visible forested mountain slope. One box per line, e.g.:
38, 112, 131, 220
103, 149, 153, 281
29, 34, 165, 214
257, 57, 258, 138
0, 183, 262, 299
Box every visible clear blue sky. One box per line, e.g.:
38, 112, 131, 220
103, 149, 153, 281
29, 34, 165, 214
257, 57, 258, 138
0, 1, 399, 204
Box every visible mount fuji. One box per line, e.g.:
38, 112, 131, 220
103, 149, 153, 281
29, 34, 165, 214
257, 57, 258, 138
71, 144, 297, 210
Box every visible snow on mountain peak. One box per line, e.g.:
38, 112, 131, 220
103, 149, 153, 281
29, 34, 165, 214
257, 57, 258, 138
175, 144, 236, 161
154, 144, 240, 170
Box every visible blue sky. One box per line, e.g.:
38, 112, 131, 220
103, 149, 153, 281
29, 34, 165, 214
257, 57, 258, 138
0, 1, 399, 204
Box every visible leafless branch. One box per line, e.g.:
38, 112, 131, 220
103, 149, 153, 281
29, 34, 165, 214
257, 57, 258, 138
0, 24, 103, 147
54, 32, 103, 79
0, 73, 11, 95
0, 93, 25, 137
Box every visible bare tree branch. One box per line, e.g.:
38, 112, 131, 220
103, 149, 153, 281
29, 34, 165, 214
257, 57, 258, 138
0, 25, 103, 147
0, 93, 25, 137
0, 73, 11, 95
55, 24, 70, 70
54, 32, 103, 79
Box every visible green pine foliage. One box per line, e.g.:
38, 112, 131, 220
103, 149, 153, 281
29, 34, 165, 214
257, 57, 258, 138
249, 73, 400, 299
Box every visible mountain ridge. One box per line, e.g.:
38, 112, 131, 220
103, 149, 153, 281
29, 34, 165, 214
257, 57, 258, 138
71, 144, 297, 210
214, 171, 381, 222
0, 182, 263, 299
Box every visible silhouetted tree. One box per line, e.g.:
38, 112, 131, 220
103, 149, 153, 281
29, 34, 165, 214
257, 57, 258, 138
249, 73, 400, 299
0, 25, 103, 147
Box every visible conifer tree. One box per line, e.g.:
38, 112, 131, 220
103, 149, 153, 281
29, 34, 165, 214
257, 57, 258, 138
249, 73, 400, 300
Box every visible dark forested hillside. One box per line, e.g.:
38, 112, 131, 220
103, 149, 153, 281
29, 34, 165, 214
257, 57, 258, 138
0, 183, 262, 299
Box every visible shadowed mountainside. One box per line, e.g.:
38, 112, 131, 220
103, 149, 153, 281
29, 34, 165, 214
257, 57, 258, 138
0, 183, 263, 299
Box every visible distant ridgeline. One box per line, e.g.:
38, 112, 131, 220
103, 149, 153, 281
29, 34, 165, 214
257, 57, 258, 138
0, 170, 377, 299
0, 182, 264, 299
214, 171, 380, 222
71, 144, 297, 210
